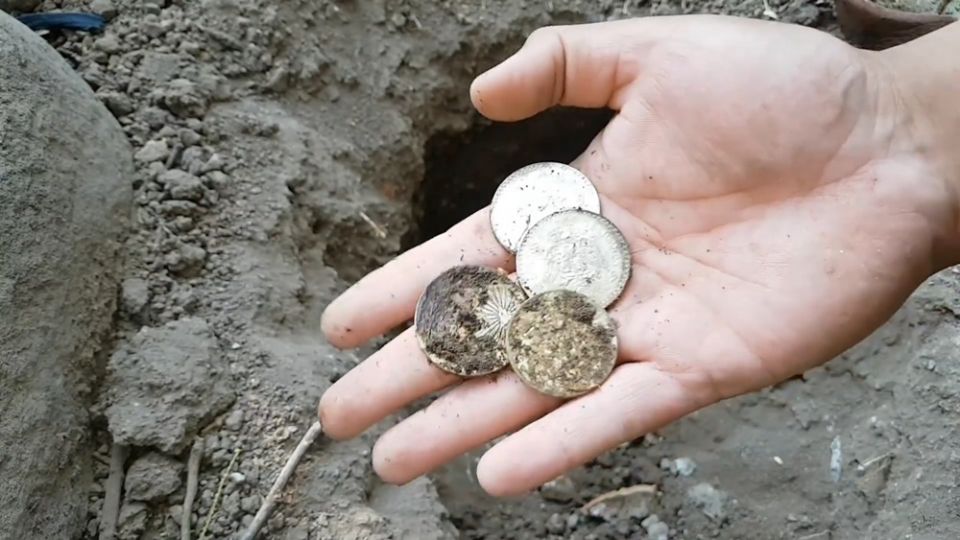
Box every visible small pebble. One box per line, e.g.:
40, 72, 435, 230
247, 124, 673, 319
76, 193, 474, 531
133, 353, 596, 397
546, 513, 565, 534
135, 139, 170, 163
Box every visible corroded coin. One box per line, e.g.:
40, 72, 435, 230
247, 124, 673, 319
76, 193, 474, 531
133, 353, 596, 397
516, 209, 631, 308
414, 265, 528, 377
490, 162, 601, 253
506, 289, 618, 398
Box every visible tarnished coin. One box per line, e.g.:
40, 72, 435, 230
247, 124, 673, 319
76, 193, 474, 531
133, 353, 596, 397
490, 162, 601, 253
414, 265, 528, 377
506, 289, 618, 398
516, 209, 631, 308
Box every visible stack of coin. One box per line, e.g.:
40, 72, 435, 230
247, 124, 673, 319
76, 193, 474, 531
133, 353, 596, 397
414, 162, 630, 399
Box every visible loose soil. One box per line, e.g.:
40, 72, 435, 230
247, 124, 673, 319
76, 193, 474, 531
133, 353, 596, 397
3, 0, 959, 539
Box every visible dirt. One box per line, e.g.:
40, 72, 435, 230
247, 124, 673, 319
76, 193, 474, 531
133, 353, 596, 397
2, 0, 960, 539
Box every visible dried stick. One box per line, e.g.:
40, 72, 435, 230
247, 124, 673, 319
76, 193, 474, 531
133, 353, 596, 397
239, 421, 324, 540
198, 448, 240, 540
181, 437, 205, 540
98, 443, 128, 540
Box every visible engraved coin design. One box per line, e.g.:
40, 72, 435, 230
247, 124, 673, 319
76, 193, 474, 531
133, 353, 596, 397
414, 265, 527, 377
490, 162, 601, 253
516, 209, 631, 308
506, 289, 618, 398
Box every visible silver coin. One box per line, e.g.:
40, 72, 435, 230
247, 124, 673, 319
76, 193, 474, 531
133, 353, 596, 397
414, 265, 527, 377
506, 289, 618, 398
516, 209, 631, 308
489, 162, 600, 254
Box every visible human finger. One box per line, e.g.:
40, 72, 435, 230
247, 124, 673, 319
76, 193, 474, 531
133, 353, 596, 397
469, 18, 684, 121
318, 327, 460, 439
321, 206, 511, 349
475, 361, 710, 496
371, 370, 561, 484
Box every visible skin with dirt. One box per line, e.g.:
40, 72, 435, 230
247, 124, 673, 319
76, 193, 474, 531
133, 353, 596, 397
507, 290, 618, 398
415, 265, 526, 377
2, 0, 959, 539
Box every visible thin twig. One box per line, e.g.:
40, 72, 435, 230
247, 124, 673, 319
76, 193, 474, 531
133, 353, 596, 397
358, 211, 388, 239
240, 421, 324, 540
181, 437, 205, 540
98, 443, 129, 540
198, 448, 240, 540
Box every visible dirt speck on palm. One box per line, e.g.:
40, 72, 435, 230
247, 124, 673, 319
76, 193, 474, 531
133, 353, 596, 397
416, 265, 526, 377
508, 290, 617, 398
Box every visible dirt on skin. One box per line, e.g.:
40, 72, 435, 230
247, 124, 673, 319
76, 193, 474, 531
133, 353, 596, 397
2, 0, 959, 539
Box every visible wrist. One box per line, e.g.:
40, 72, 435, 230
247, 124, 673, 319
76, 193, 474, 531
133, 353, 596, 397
870, 22, 960, 264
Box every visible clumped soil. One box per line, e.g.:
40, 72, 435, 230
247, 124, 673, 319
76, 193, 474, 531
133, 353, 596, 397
5, 0, 960, 539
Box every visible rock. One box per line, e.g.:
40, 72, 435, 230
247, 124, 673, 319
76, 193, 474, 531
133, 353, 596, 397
99, 91, 134, 117
94, 34, 122, 54
686, 483, 728, 521
0, 0, 40, 12
202, 152, 226, 172
856, 454, 894, 501
661, 457, 697, 476
179, 128, 202, 146
135, 139, 170, 163
540, 475, 577, 502
224, 409, 244, 431
675, 457, 697, 476
165, 243, 207, 275
161, 200, 203, 217
160, 78, 210, 118
90, 0, 118, 19
285, 522, 310, 540
642, 514, 669, 540
101, 318, 235, 453
124, 453, 183, 502
241, 494, 260, 514
117, 503, 147, 540
546, 513, 565, 535
121, 278, 151, 316
367, 476, 459, 540
160, 169, 205, 201
0, 13, 133, 539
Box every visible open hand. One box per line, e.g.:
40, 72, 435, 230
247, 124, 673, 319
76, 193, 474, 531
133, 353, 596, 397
317, 15, 958, 496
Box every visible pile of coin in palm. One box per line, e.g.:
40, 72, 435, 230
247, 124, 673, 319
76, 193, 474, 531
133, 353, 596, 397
414, 162, 631, 398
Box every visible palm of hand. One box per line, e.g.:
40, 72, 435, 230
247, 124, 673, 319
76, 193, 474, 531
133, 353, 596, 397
319, 16, 947, 497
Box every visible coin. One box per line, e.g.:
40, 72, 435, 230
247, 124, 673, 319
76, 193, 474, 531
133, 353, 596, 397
414, 265, 528, 377
489, 162, 601, 253
516, 209, 631, 308
506, 289, 618, 398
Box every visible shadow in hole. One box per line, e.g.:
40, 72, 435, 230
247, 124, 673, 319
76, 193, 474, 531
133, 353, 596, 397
407, 106, 614, 248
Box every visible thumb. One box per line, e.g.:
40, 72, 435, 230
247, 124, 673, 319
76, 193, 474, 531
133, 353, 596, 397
468, 19, 656, 121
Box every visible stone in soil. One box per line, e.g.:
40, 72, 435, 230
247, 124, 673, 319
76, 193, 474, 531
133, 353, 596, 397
124, 452, 183, 502
101, 317, 235, 453
686, 483, 728, 522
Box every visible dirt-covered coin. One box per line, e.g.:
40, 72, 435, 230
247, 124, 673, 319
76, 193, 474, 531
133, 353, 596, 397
516, 209, 631, 308
506, 289, 618, 398
490, 162, 601, 253
414, 265, 528, 377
